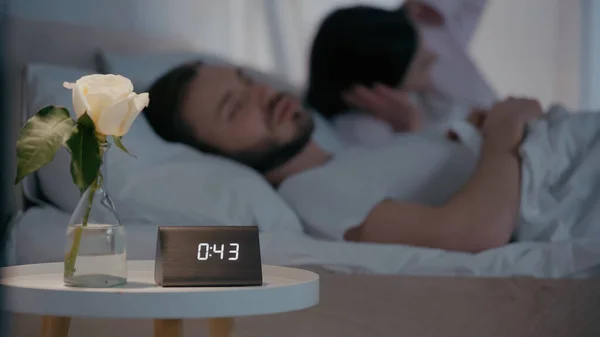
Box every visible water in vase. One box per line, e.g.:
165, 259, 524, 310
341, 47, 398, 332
64, 223, 127, 288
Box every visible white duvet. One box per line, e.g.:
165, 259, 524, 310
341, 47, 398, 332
518, 107, 600, 242
454, 105, 600, 243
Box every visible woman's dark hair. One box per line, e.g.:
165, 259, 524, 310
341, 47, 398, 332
305, 5, 418, 119
144, 61, 223, 155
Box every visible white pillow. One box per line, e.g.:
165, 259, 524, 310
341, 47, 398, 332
24, 64, 94, 211
109, 137, 305, 233
107, 113, 306, 232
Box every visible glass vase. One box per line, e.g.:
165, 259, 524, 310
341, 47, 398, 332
64, 143, 127, 287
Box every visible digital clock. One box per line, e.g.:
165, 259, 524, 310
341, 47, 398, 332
154, 226, 263, 287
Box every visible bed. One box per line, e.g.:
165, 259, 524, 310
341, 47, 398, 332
5, 15, 600, 337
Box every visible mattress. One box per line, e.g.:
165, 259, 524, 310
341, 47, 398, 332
8, 269, 600, 337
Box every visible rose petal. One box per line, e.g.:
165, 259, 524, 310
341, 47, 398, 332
69, 83, 91, 119
77, 74, 133, 93
84, 91, 119, 123
117, 93, 149, 136
133, 93, 150, 111
95, 98, 131, 136
77, 74, 134, 104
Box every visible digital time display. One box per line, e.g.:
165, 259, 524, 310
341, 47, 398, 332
197, 243, 240, 261
155, 226, 263, 287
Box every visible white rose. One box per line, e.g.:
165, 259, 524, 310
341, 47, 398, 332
63, 74, 149, 136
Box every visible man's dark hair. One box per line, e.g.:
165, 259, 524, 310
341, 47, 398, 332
144, 61, 224, 155
305, 5, 418, 119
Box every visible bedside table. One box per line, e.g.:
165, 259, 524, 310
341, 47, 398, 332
1, 260, 319, 337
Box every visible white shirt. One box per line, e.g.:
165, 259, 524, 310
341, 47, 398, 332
278, 133, 479, 240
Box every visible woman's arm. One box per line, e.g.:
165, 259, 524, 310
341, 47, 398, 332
405, 0, 490, 48
349, 141, 520, 253
347, 98, 543, 253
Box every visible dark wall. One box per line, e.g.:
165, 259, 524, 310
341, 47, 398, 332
0, 0, 9, 228
0, 0, 10, 335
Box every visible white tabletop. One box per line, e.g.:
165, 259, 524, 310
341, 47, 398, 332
1, 260, 319, 319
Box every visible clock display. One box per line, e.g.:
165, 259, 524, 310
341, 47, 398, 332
197, 243, 240, 261
155, 226, 263, 286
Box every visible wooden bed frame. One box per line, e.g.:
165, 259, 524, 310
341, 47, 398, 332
5, 16, 600, 337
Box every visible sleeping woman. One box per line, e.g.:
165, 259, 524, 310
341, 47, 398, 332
305, 2, 492, 146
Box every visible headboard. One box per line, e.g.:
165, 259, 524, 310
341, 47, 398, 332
7, 16, 194, 115
5, 17, 194, 211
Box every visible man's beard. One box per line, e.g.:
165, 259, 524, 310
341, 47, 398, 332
228, 118, 315, 174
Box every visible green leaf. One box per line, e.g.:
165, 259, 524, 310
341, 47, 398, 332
15, 106, 76, 184
77, 112, 95, 129
112, 136, 136, 158
66, 115, 101, 193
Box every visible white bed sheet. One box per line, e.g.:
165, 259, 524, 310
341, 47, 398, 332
8, 206, 600, 278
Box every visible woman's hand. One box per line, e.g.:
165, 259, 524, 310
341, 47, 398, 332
482, 97, 544, 153
447, 98, 543, 147
343, 83, 424, 132
403, 1, 444, 26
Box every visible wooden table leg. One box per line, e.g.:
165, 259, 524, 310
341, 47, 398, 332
208, 318, 235, 337
154, 319, 183, 337
40, 316, 71, 337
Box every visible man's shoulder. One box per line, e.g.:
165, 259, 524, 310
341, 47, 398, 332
277, 146, 379, 197
278, 157, 340, 194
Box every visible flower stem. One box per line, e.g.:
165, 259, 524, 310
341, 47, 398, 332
65, 135, 106, 279
64, 180, 97, 278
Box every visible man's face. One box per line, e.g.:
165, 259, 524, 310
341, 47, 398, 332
181, 65, 314, 171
